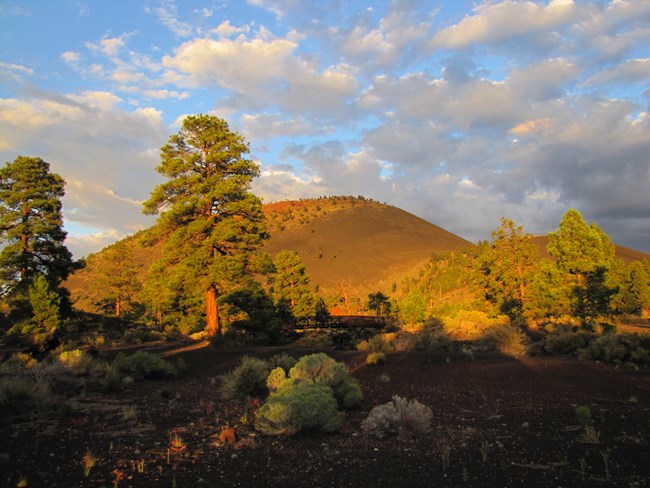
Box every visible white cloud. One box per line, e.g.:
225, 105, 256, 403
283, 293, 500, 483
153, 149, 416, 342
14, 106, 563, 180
147, 0, 194, 37
0, 61, 34, 81
585, 58, 650, 86
432, 0, 580, 49
61, 51, 81, 63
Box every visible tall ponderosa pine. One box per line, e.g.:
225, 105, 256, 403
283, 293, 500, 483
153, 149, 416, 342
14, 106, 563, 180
0, 156, 73, 297
546, 209, 616, 326
479, 218, 539, 317
143, 115, 268, 335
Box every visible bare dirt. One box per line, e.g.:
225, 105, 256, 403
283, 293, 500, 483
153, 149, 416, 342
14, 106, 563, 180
2, 343, 648, 487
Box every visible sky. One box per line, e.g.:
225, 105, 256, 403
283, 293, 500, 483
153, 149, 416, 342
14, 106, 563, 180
1, 0, 649, 258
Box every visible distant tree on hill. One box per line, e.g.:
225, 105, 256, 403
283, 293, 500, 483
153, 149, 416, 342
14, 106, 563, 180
368, 291, 391, 316
143, 114, 268, 336
0, 156, 74, 332
477, 218, 539, 319
94, 241, 141, 319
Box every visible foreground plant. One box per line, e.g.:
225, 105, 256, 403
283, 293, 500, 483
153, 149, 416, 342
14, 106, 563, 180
112, 469, 125, 488
81, 450, 96, 477
362, 395, 433, 439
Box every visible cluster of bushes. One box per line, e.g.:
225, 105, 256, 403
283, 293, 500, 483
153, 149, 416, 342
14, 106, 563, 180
544, 329, 650, 366
356, 313, 530, 357
220, 352, 363, 436
356, 330, 452, 353
0, 349, 179, 412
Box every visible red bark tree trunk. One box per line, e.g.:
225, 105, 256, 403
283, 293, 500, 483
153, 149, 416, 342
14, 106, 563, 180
205, 285, 220, 336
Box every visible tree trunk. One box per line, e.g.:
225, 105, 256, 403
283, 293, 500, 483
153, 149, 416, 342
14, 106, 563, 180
206, 285, 220, 336
115, 297, 121, 319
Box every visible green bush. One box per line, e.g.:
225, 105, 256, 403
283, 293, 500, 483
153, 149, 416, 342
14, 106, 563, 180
254, 381, 344, 436
415, 331, 453, 352
480, 324, 529, 356
587, 333, 650, 366
366, 352, 386, 365
269, 353, 297, 373
289, 353, 363, 409
113, 351, 177, 380
57, 349, 95, 374
219, 356, 270, 401
266, 367, 287, 392
361, 395, 433, 439
544, 330, 593, 356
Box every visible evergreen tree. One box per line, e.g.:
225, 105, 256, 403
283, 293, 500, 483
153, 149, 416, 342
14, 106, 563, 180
94, 241, 141, 319
479, 218, 539, 318
613, 260, 650, 315
368, 291, 391, 316
0, 156, 73, 297
9, 274, 61, 346
546, 209, 616, 327
271, 250, 316, 318
143, 115, 268, 336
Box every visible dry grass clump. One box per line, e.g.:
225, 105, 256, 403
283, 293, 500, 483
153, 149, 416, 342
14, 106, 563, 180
479, 324, 529, 356
443, 310, 509, 340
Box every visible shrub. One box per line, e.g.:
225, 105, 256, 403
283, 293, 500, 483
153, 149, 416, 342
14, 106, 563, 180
269, 353, 297, 373
415, 331, 453, 352
219, 356, 270, 401
361, 396, 433, 439
544, 330, 593, 356
266, 367, 287, 392
0, 375, 51, 411
480, 324, 529, 356
587, 333, 650, 366
366, 352, 386, 365
57, 349, 95, 374
113, 351, 177, 381
575, 405, 592, 426
254, 381, 344, 436
289, 353, 363, 409
295, 331, 334, 350
444, 311, 508, 340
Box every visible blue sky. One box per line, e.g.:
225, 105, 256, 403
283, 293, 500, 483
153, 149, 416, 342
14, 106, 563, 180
1, 0, 649, 257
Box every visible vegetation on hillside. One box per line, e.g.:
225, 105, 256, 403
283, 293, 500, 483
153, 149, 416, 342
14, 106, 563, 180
0, 115, 648, 363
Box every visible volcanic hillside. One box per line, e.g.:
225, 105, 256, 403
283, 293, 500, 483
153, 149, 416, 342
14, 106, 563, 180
262, 197, 472, 295
64, 196, 650, 311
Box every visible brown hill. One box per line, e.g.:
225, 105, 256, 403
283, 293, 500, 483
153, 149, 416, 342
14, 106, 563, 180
64, 197, 472, 311
262, 197, 473, 295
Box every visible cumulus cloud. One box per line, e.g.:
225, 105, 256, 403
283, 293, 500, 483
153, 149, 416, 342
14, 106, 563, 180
431, 0, 581, 50
0, 92, 167, 258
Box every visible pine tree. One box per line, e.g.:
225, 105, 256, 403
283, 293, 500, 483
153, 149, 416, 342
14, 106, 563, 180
0, 156, 73, 319
479, 218, 539, 318
546, 209, 616, 327
271, 250, 314, 315
143, 115, 268, 335
94, 241, 141, 319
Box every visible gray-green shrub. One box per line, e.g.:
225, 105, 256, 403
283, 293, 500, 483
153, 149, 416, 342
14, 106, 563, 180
113, 351, 177, 380
289, 352, 363, 409
219, 356, 270, 401
254, 381, 344, 436
544, 330, 593, 356
361, 395, 433, 439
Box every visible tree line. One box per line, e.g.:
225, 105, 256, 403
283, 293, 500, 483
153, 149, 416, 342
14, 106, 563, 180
398, 214, 650, 329
1, 114, 649, 349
